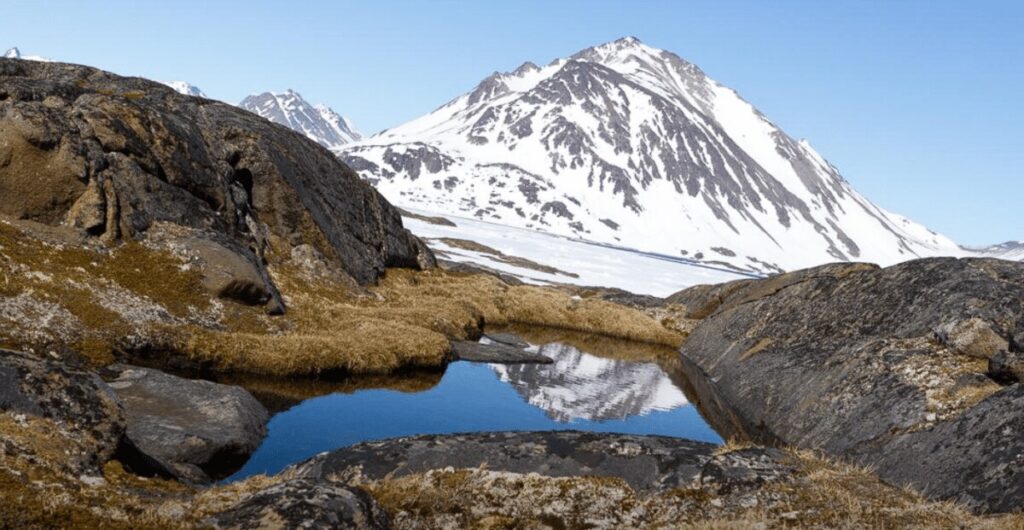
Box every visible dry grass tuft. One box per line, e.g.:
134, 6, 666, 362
179, 267, 683, 376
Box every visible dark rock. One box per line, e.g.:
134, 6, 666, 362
450, 340, 552, 364
105, 364, 268, 483
438, 259, 524, 285
989, 350, 1024, 384
482, 331, 530, 349
292, 431, 794, 495
679, 257, 1024, 513
205, 478, 389, 530
0, 58, 434, 314
0, 349, 124, 474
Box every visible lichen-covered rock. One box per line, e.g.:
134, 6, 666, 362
205, 479, 389, 530
679, 257, 1024, 513
0, 348, 124, 474
292, 431, 792, 495
0, 58, 434, 314
104, 364, 269, 483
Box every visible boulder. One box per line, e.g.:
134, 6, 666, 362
205, 479, 389, 530
679, 257, 1024, 513
104, 364, 269, 483
0, 58, 434, 314
0, 349, 124, 474
989, 350, 1024, 384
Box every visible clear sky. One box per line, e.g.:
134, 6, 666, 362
3, 0, 1021, 246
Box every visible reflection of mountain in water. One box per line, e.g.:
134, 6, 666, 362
490, 342, 688, 422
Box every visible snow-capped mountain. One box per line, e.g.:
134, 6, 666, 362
161, 80, 207, 98
239, 90, 361, 150
490, 341, 688, 422
340, 37, 964, 274
3, 47, 50, 62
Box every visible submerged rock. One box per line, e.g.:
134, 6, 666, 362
679, 257, 1024, 513
205, 479, 389, 530
482, 331, 530, 349
450, 340, 552, 364
105, 364, 269, 483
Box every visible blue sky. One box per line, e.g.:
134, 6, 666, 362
3, 0, 1021, 245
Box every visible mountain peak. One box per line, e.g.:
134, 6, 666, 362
240, 90, 361, 150
4, 47, 21, 59
161, 80, 207, 98
343, 38, 963, 274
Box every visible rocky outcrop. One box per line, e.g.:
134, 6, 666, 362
0, 58, 434, 313
205, 479, 389, 530
0, 349, 124, 474
678, 257, 1024, 513
104, 364, 269, 483
292, 431, 793, 494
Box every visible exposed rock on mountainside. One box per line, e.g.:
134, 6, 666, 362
0, 57, 432, 308
240, 89, 362, 150
677, 257, 1024, 513
341, 37, 963, 274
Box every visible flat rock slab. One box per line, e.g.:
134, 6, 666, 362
106, 364, 269, 483
292, 431, 794, 495
451, 340, 552, 364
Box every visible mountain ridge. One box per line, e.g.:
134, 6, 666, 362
240, 89, 361, 150
339, 37, 966, 274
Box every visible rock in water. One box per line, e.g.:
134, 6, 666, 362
105, 364, 269, 483
0, 58, 434, 313
450, 340, 553, 364
679, 257, 1024, 513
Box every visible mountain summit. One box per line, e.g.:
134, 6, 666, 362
340, 37, 962, 274
240, 90, 361, 150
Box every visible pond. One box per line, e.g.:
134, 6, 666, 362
225, 327, 723, 481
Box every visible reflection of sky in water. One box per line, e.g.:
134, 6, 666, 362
227, 347, 721, 482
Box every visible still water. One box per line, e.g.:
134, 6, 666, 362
226, 329, 722, 481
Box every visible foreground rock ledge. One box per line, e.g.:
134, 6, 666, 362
293, 431, 793, 494
676, 257, 1024, 513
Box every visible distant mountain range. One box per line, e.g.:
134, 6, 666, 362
336, 37, 972, 274
5, 43, 1017, 270
239, 90, 362, 150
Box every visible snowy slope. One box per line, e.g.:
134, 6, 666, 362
401, 208, 751, 296
341, 37, 966, 274
239, 90, 361, 150
161, 81, 207, 98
